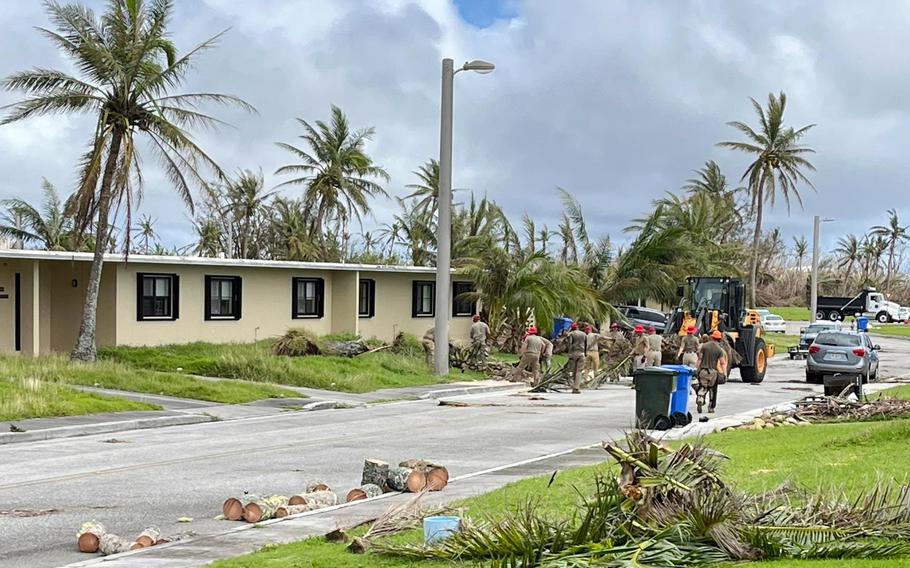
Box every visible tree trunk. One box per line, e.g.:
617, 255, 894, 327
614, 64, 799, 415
222, 497, 243, 521
243, 495, 288, 523
345, 483, 382, 502
387, 466, 426, 492
361, 458, 390, 492
306, 481, 331, 493
288, 489, 337, 508
135, 526, 161, 548
275, 504, 311, 518
842, 260, 855, 295
749, 186, 764, 308
71, 130, 124, 362
885, 244, 896, 293
77, 521, 106, 553
99, 533, 132, 556
426, 466, 449, 491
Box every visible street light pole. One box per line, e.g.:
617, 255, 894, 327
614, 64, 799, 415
810, 215, 820, 324
434, 58, 455, 376
434, 58, 494, 376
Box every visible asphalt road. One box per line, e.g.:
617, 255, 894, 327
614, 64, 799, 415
2, 331, 909, 568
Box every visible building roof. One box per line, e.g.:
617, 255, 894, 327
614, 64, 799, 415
0, 248, 440, 274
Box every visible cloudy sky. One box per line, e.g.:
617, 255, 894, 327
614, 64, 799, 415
1, 0, 908, 251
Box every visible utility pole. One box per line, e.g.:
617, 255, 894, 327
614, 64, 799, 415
434, 58, 455, 376
810, 215, 820, 324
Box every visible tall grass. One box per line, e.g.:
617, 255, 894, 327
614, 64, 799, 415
0, 375, 155, 422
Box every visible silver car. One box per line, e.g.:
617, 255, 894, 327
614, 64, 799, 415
806, 330, 880, 383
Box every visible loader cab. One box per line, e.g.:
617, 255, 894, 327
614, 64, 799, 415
684, 276, 746, 332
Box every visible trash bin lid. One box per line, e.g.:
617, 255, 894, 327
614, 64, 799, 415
661, 364, 692, 374
632, 366, 677, 376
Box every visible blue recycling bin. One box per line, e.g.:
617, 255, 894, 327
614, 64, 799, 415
856, 316, 869, 332
661, 364, 693, 426
552, 316, 573, 338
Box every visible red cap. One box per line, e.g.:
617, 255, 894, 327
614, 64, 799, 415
528, 326, 538, 335
634, 325, 645, 334
472, 315, 480, 322
570, 323, 578, 330
686, 325, 697, 334
711, 330, 723, 340
610, 322, 620, 330
648, 326, 656, 334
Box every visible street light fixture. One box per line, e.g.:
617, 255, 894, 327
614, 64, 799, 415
434, 57, 494, 376
810, 216, 836, 323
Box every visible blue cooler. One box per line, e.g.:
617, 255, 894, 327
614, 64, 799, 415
856, 316, 869, 332
661, 364, 694, 426
552, 316, 573, 338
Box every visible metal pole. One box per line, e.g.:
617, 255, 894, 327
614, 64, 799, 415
810, 215, 820, 324
434, 58, 454, 376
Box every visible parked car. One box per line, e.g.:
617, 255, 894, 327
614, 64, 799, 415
799, 322, 840, 351
806, 330, 879, 384
617, 306, 668, 334
760, 313, 787, 333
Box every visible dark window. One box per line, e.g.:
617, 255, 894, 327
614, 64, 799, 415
359, 279, 375, 318
205, 276, 242, 320
137, 273, 179, 321
412, 281, 435, 317
293, 277, 324, 318
452, 281, 475, 317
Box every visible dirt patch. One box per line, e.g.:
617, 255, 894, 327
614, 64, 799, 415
0, 509, 61, 518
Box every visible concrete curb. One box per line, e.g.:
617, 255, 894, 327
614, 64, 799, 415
418, 383, 521, 399
0, 414, 215, 446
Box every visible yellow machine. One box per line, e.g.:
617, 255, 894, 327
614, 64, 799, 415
668, 277, 773, 383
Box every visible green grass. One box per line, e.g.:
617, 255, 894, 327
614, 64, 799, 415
767, 306, 810, 321
212, 412, 910, 568
0, 375, 157, 422
869, 324, 910, 337
873, 384, 910, 401
0, 355, 298, 405
763, 332, 798, 353
100, 341, 483, 393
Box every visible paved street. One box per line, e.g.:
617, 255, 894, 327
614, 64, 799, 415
2, 331, 909, 568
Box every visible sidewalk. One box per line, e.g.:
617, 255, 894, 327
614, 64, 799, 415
0, 380, 522, 446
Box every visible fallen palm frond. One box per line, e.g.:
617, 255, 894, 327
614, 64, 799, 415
794, 395, 910, 422
374, 429, 910, 566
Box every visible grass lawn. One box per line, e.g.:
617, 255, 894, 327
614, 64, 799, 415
0, 376, 157, 422
212, 408, 910, 568
869, 324, 910, 337
767, 306, 810, 321
0, 355, 298, 405
101, 342, 484, 393
763, 332, 798, 353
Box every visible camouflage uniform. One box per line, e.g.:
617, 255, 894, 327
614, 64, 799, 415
469, 320, 491, 368
583, 331, 601, 382
646, 332, 663, 366
422, 327, 435, 369
512, 334, 546, 385
678, 334, 700, 367
696, 340, 727, 413
540, 336, 554, 374
564, 329, 588, 393
632, 335, 651, 371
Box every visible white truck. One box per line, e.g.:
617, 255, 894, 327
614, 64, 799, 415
815, 287, 902, 323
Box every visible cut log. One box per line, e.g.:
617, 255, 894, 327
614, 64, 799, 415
426, 466, 450, 491
289, 490, 337, 509
99, 533, 132, 556
387, 467, 426, 492
346, 483, 383, 502
399, 459, 443, 470
275, 504, 311, 518
135, 526, 161, 548
129, 542, 145, 551
242, 495, 288, 523
325, 528, 349, 543
348, 536, 372, 554
77, 522, 106, 553
222, 497, 243, 521
306, 481, 331, 493
361, 458, 390, 492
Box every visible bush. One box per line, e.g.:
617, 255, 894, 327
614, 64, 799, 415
391, 332, 423, 358
272, 328, 321, 357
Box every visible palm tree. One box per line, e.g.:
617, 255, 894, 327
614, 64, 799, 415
1, 0, 253, 361
0, 179, 73, 250
835, 234, 861, 294
270, 197, 318, 261
133, 214, 157, 254
792, 235, 808, 270
403, 159, 440, 218
871, 208, 909, 293
718, 91, 816, 307
275, 105, 390, 248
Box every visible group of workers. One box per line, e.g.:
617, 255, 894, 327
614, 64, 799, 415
423, 314, 730, 415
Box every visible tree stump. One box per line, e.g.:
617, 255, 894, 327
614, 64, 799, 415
289, 490, 337, 509
399, 459, 443, 470
348, 536, 372, 554
426, 466, 450, 491
99, 533, 131, 556
361, 459, 390, 492
387, 466, 426, 492
243, 495, 288, 523
306, 481, 331, 493
135, 526, 161, 548
77, 521, 106, 553
275, 504, 311, 518
222, 498, 243, 521
345, 483, 383, 502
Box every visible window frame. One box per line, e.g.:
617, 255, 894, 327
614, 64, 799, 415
292, 277, 325, 319
136, 272, 180, 321
204, 275, 242, 321
358, 278, 376, 319
412, 280, 435, 318
452, 281, 476, 317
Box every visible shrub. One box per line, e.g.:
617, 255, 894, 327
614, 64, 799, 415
273, 328, 321, 357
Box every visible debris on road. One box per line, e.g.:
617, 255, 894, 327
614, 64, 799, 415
77, 522, 168, 555
346, 483, 383, 502
720, 394, 910, 432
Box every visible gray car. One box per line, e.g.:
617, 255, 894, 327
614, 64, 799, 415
799, 322, 841, 350
806, 330, 880, 384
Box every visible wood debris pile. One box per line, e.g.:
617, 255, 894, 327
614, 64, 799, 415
76, 523, 169, 556
722, 394, 910, 432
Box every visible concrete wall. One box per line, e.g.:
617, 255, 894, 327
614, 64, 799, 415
357, 271, 473, 342
113, 262, 335, 346
46, 261, 117, 352
330, 270, 359, 335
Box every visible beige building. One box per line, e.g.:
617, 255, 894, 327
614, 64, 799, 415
0, 250, 476, 355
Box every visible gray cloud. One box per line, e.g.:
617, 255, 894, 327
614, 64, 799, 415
2, 0, 909, 251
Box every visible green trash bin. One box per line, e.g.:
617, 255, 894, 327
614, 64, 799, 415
632, 367, 677, 430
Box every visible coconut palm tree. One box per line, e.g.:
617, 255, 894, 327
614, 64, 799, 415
718, 91, 816, 307
270, 197, 319, 261
835, 234, 861, 293
1, 0, 253, 361
0, 179, 74, 250
871, 208, 909, 293
133, 214, 157, 254
403, 159, 440, 218
275, 105, 390, 248
792, 235, 808, 271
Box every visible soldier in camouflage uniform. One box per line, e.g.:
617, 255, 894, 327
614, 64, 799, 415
468, 315, 491, 369
422, 327, 435, 369
677, 325, 700, 367
564, 323, 588, 394
695, 330, 728, 413
632, 325, 651, 371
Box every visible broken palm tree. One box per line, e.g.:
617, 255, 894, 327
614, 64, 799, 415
348, 489, 454, 554
374, 430, 910, 566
